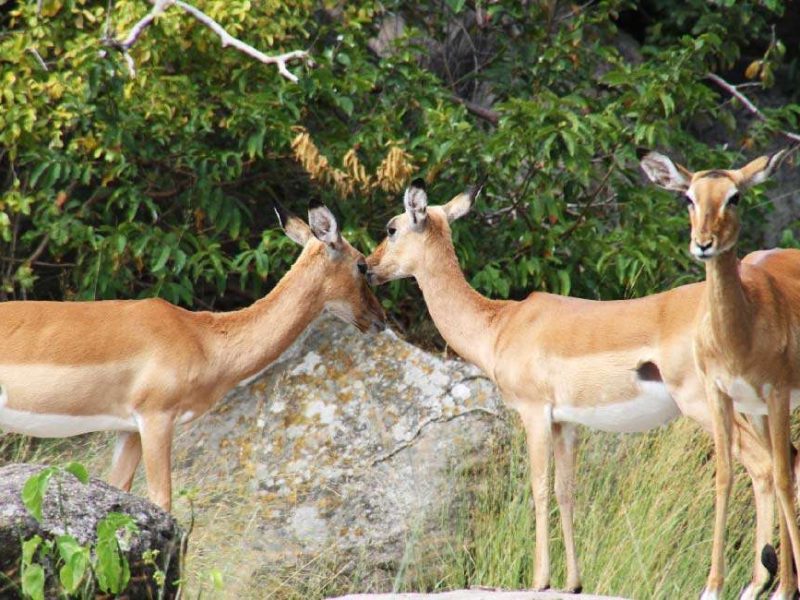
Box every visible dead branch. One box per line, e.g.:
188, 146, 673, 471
105, 0, 311, 82
450, 94, 499, 126
707, 73, 800, 144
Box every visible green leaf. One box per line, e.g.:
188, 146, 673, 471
152, 245, 171, 272
64, 462, 89, 484
22, 535, 42, 566
209, 568, 224, 590
21, 467, 55, 522
28, 162, 49, 188
57, 535, 90, 593
445, 0, 466, 13
21, 564, 44, 600
557, 269, 571, 296
337, 96, 354, 116
95, 512, 138, 593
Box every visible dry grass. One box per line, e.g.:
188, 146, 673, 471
0, 415, 783, 599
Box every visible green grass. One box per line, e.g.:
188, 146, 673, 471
0, 417, 777, 599
394, 417, 763, 599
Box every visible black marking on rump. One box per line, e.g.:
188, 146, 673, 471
635, 360, 663, 383
761, 543, 778, 579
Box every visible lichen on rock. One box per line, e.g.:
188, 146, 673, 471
172, 315, 509, 594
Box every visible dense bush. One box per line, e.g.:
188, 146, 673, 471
1, 0, 798, 341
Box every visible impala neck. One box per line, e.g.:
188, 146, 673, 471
414, 235, 505, 374
212, 244, 326, 385
704, 247, 753, 349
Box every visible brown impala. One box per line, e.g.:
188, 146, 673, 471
366, 177, 800, 597
0, 204, 384, 511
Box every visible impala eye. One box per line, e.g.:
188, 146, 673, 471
728, 192, 741, 206
387, 225, 397, 236
357, 261, 367, 275
684, 195, 694, 207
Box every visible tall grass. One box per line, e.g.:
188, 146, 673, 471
396, 417, 764, 599
0, 417, 776, 599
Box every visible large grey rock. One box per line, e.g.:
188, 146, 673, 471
0, 463, 182, 598
172, 315, 509, 593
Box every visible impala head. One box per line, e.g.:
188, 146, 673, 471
366, 178, 480, 285
275, 202, 385, 332
640, 149, 789, 261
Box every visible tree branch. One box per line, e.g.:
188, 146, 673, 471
707, 72, 800, 144
450, 95, 499, 126
105, 0, 311, 82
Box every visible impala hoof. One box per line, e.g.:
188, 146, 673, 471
740, 583, 764, 600
533, 584, 551, 592
567, 585, 583, 594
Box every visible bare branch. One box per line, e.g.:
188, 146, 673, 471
173, 0, 310, 83
707, 72, 800, 144
450, 95, 499, 126
119, 0, 172, 50
104, 0, 311, 82
26, 48, 49, 71
102, 0, 172, 77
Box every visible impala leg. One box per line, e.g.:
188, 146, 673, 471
108, 431, 143, 492
702, 384, 735, 600
553, 423, 581, 593
767, 388, 800, 599
771, 513, 795, 600
139, 413, 175, 511
734, 415, 776, 600
522, 407, 553, 591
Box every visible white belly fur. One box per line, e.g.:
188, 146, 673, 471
551, 381, 680, 433
721, 377, 800, 416
0, 364, 138, 437
0, 404, 137, 437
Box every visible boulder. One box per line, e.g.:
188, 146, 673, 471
0, 463, 183, 598
171, 315, 510, 593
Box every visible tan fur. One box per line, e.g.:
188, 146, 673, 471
642, 149, 799, 597
367, 189, 790, 594
683, 155, 800, 598
0, 215, 384, 511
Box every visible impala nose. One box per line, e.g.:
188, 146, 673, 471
696, 240, 713, 252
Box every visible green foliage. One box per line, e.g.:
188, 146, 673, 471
20, 466, 57, 523
20, 536, 45, 600
94, 512, 138, 593
1, 0, 798, 338
20, 462, 89, 522
17, 463, 140, 598
56, 535, 90, 594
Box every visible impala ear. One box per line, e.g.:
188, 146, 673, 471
443, 182, 483, 222
404, 178, 428, 229
274, 201, 313, 246
736, 148, 791, 189
308, 203, 342, 249
640, 151, 692, 192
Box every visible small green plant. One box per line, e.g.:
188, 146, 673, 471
18, 463, 139, 599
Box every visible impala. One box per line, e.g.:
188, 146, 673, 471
366, 178, 799, 596
642, 149, 800, 600
0, 204, 385, 511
